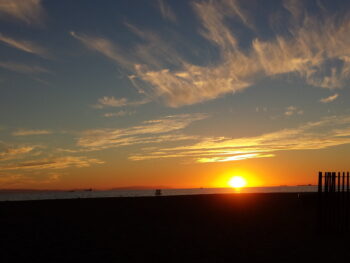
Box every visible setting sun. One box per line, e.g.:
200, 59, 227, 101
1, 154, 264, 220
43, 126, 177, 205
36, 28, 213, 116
228, 176, 247, 188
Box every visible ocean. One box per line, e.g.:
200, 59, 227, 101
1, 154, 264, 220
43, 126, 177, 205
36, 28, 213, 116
0, 185, 317, 202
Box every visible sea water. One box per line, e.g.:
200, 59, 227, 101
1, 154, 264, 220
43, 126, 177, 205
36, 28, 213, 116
0, 185, 317, 202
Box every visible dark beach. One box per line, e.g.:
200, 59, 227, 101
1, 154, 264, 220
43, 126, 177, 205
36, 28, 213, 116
0, 193, 347, 262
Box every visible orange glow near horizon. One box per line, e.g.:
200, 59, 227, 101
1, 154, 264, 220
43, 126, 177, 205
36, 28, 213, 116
213, 169, 261, 188
228, 176, 247, 188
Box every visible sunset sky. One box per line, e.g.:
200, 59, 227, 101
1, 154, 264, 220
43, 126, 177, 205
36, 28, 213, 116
1, 0, 350, 189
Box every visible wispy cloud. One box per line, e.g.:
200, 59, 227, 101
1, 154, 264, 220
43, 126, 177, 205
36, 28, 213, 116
94, 96, 127, 108
0, 156, 104, 171
157, 0, 177, 23
0, 0, 46, 26
197, 153, 275, 163
77, 113, 207, 149
103, 110, 135, 118
320, 93, 339, 103
93, 96, 149, 109
0, 143, 36, 161
283, 0, 304, 23
0, 33, 49, 58
0, 61, 49, 74
222, 0, 255, 29
284, 106, 303, 116
70, 31, 133, 69
73, 0, 350, 107
12, 129, 52, 136
129, 115, 350, 163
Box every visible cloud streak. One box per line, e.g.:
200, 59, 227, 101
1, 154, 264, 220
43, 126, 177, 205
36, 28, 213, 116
0, 61, 49, 74
77, 113, 207, 149
12, 129, 52, 136
0, 156, 104, 171
197, 153, 275, 163
0, 33, 49, 58
0, 144, 36, 161
320, 93, 339, 103
129, 115, 350, 163
93, 96, 149, 109
0, 0, 46, 26
103, 110, 135, 118
284, 106, 303, 116
70, 31, 133, 69
157, 0, 177, 23
73, 0, 350, 107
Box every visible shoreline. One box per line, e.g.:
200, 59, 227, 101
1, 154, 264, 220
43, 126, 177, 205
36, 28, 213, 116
0, 191, 317, 203
0, 185, 318, 202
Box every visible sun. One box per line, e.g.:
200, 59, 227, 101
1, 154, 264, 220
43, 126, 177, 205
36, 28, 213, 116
228, 176, 247, 188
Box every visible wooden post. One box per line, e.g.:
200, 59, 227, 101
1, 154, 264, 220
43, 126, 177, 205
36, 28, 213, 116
332, 172, 336, 192
331, 172, 336, 231
325, 172, 330, 231
337, 172, 340, 231
341, 172, 346, 231
347, 172, 350, 231
318, 172, 323, 232
318, 171, 350, 234
318, 172, 323, 193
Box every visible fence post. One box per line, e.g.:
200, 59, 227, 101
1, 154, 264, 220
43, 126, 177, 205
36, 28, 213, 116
318, 171, 350, 234
318, 172, 323, 193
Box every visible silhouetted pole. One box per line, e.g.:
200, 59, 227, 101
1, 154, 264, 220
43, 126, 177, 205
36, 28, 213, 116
348, 172, 350, 231
318, 172, 322, 193
324, 172, 328, 193
318, 171, 350, 234
318, 172, 323, 232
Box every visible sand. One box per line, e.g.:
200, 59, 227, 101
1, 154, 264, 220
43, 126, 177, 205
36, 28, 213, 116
0, 193, 348, 262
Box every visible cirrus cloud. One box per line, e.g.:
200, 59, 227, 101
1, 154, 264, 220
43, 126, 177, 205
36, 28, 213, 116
0, 33, 49, 58
0, 61, 50, 74
320, 93, 339, 103
12, 129, 52, 136
93, 96, 149, 109
72, 0, 350, 108
0, 156, 104, 171
0, 144, 36, 161
77, 113, 208, 149
128, 114, 350, 163
157, 0, 177, 23
0, 0, 46, 26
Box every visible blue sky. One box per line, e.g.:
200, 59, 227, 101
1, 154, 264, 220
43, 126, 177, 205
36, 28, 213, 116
1, 0, 350, 189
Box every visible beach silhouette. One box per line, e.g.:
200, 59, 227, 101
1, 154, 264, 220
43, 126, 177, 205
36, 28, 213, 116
1, 176, 350, 262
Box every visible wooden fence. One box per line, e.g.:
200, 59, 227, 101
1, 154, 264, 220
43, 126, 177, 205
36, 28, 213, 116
318, 172, 350, 233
